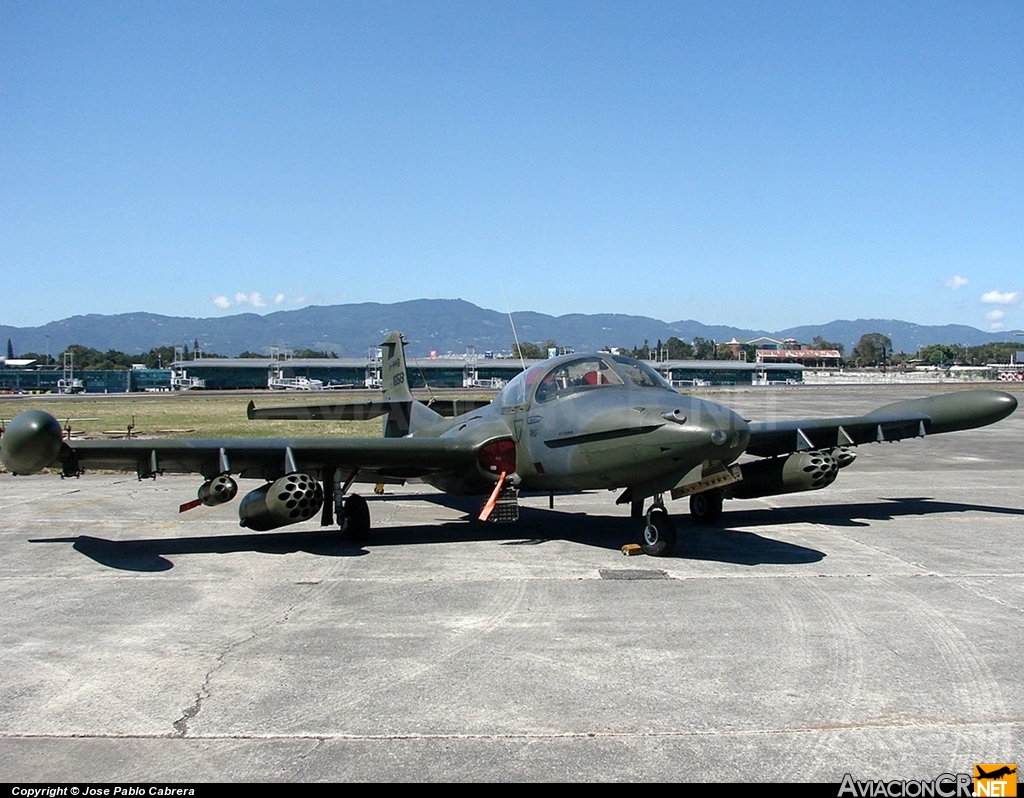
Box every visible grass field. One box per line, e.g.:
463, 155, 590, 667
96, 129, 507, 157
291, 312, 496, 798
0, 392, 385, 440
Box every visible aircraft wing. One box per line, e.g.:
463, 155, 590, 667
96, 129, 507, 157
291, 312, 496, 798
745, 412, 928, 457
246, 398, 492, 421
3, 419, 479, 483
745, 389, 1016, 458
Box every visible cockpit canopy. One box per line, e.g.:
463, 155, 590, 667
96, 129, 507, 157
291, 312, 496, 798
496, 354, 674, 410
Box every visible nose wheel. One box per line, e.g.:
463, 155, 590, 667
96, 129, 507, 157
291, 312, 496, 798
640, 498, 677, 557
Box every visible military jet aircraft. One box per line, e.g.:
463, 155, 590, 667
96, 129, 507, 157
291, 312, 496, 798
0, 332, 1017, 556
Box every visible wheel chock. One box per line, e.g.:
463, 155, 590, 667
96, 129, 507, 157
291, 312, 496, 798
621, 543, 643, 556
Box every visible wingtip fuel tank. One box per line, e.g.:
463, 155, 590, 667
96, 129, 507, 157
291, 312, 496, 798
1, 410, 63, 475
869, 389, 1018, 435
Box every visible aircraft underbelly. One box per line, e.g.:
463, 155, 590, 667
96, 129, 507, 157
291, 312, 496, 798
423, 471, 492, 495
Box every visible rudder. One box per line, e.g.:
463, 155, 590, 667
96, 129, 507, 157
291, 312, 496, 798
380, 331, 413, 403
378, 331, 442, 437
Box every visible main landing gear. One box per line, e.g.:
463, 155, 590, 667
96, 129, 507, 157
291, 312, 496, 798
688, 488, 723, 525
339, 494, 371, 541
326, 468, 371, 542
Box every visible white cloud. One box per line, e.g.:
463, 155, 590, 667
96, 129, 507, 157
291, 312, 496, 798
234, 291, 267, 307
944, 275, 969, 289
980, 290, 1019, 305
986, 310, 1005, 322
990, 321, 1005, 330
212, 291, 313, 310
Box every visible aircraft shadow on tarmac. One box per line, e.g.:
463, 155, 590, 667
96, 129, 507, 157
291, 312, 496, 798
724, 495, 1024, 528
25, 494, 1021, 573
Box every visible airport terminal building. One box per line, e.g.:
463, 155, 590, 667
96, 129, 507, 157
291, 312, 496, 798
175, 356, 804, 390
1, 355, 803, 393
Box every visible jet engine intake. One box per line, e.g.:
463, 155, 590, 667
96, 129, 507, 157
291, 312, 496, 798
238, 472, 323, 531
478, 438, 516, 477
731, 450, 839, 500
198, 474, 238, 506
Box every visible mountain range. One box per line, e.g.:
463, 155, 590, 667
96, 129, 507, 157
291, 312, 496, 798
2, 299, 1021, 358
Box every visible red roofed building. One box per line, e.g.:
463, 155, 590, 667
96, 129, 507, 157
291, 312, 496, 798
756, 348, 843, 368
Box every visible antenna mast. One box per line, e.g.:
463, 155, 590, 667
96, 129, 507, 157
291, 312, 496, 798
501, 283, 526, 372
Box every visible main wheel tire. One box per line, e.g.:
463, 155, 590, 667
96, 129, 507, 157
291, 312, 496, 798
640, 509, 677, 557
340, 494, 371, 541
689, 489, 723, 525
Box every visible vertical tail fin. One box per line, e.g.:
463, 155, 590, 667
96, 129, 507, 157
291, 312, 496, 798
380, 331, 413, 403
378, 331, 442, 437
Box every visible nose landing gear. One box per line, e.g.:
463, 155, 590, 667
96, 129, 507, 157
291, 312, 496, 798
639, 494, 677, 557
636, 487, 724, 556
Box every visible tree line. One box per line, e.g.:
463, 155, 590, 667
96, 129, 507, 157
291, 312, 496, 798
848, 335, 1022, 368
8, 343, 336, 370
513, 334, 1021, 368
5, 335, 1020, 371
12, 344, 216, 370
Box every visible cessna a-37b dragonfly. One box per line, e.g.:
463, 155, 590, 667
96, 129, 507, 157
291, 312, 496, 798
1, 332, 1017, 556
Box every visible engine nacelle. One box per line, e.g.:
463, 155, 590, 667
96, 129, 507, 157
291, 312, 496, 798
731, 450, 840, 500
198, 475, 238, 506
0, 410, 63, 475
238, 473, 323, 531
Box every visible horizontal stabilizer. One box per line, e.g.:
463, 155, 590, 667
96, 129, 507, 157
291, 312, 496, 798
249, 399, 398, 421
247, 398, 491, 421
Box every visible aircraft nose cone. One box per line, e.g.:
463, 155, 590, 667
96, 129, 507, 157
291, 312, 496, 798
652, 399, 750, 459
715, 407, 751, 455
686, 400, 749, 457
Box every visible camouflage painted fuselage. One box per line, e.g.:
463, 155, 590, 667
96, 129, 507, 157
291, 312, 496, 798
413, 354, 749, 497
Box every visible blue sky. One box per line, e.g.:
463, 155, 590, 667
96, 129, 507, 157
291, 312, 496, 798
2, 1, 1022, 332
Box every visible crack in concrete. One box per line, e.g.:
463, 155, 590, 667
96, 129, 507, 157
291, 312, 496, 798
171, 596, 306, 738
294, 736, 328, 764
171, 629, 256, 738
172, 669, 213, 738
